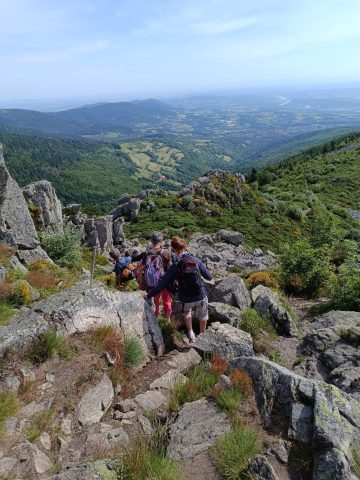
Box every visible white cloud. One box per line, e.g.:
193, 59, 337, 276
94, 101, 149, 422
190, 18, 258, 35
1, 41, 110, 64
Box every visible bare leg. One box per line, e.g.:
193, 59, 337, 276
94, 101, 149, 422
184, 313, 193, 334
199, 319, 207, 333
184, 314, 196, 342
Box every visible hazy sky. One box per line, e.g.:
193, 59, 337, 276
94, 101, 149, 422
1, 0, 360, 104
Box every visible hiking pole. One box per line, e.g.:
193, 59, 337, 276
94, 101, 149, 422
90, 246, 97, 286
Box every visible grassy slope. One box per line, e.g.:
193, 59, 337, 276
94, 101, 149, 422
126, 133, 360, 252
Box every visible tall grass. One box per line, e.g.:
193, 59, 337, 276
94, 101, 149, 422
168, 364, 217, 412
25, 408, 54, 442
209, 426, 262, 480
0, 303, 17, 326
117, 438, 185, 480
0, 390, 19, 437
124, 336, 145, 368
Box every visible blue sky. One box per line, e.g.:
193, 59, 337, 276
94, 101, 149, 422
1, 0, 360, 105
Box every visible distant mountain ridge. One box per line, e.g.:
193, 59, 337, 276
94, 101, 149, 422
0, 99, 175, 137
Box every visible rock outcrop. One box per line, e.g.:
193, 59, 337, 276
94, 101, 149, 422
207, 276, 252, 311
84, 216, 114, 253
178, 170, 245, 211
0, 280, 164, 358
208, 302, 243, 327
296, 311, 360, 399
167, 398, 231, 459
110, 195, 141, 222
0, 144, 50, 265
251, 285, 298, 337
195, 322, 254, 359
78, 375, 114, 426
188, 232, 278, 274
23, 180, 63, 232
63, 204, 87, 228
231, 356, 360, 480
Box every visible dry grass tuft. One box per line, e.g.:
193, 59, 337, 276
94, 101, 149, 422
210, 355, 229, 377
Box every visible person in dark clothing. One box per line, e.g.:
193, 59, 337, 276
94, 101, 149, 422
110, 250, 135, 288
133, 231, 172, 319
145, 236, 212, 342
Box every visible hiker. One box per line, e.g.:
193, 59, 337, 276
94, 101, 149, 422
144, 236, 212, 342
133, 232, 172, 319
110, 249, 136, 288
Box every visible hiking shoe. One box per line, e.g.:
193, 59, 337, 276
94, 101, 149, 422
188, 331, 196, 343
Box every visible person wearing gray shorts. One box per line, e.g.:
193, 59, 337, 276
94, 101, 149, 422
145, 236, 212, 342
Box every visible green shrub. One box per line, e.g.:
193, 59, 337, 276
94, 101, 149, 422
286, 205, 305, 221
280, 240, 331, 297
339, 329, 360, 348
0, 390, 19, 437
246, 271, 280, 289
241, 309, 274, 337
346, 228, 360, 242
41, 226, 82, 268
26, 330, 74, 364
0, 303, 17, 326
331, 256, 360, 311
5, 268, 27, 282
7, 281, 33, 307
261, 217, 273, 228
157, 316, 183, 350
124, 336, 145, 368
241, 309, 280, 359
209, 426, 262, 480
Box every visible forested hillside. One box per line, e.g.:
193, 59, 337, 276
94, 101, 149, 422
126, 132, 360, 251
0, 134, 234, 213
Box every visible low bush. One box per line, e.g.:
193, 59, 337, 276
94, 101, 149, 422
246, 271, 280, 289
286, 205, 305, 221
330, 256, 360, 311
7, 281, 33, 307
26, 330, 74, 364
0, 390, 19, 437
100, 273, 116, 289
124, 336, 145, 368
340, 329, 360, 348
5, 268, 27, 282
209, 425, 262, 480
241, 309, 274, 337
28, 259, 57, 272
82, 249, 110, 266
0, 302, 17, 326
280, 241, 331, 297
41, 226, 82, 268
346, 228, 360, 242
